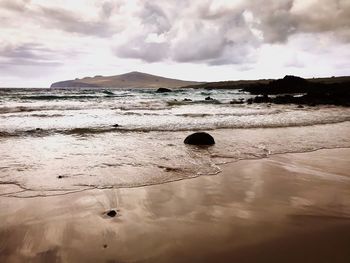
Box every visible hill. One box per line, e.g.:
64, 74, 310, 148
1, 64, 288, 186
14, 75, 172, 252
51, 71, 202, 88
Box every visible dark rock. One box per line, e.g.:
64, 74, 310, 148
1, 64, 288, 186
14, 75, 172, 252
241, 75, 350, 106
205, 96, 213, 101
106, 210, 117, 217
230, 99, 244, 104
251, 95, 272, 103
273, 95, 295, 104
243, 75, 312, 95
184, 132, 215, 145
156, 88, 172, 93
57, 175, 64, 179
112, 124, 119, 128
103, 244, 108, 249
102, 90, 114, 95
183, 98, 192, 101
297, 104, 304, 108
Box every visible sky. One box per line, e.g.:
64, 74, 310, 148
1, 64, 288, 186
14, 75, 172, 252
1, 0, 350, 87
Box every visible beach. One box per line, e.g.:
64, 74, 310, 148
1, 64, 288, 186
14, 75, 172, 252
1, 147, 350, 262
2, 0, 350, 261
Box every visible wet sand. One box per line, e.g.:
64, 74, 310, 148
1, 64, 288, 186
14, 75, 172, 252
1, 148, 350, 262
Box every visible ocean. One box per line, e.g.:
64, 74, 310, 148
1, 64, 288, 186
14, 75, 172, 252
1, 87, 350, 197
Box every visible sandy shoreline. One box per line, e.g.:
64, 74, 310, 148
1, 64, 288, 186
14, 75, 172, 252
1, 148, 350, 262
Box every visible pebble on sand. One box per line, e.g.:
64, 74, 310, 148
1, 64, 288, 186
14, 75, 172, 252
106, 210, 117, 217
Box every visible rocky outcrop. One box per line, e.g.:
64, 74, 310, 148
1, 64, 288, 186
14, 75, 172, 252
156, 88, 172, 93
243, 75, 350, 106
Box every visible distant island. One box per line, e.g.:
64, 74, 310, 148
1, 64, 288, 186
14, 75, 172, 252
50, 71, 202, 88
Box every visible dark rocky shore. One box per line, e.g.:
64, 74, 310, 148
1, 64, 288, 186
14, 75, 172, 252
186, 75, 350, 106
244, 76, 350, 106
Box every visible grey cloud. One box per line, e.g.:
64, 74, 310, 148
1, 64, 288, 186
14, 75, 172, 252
247, 0, 296, 43
113, 0, 350, 65
292, 0, 350, 32
115, 36, 169, 63
0, 61, 61, 78
114, 1, 258, 65
37, 7, 114, 37
248, 0, 350, 43
139, 2, 171, 34
2, 0, 350, 67
0, 43, 49, 60
170, 22, 231, 63
0, 58, 61, 67
0, 43, 63, 68
0, 0, 30, 12
0, 1, 121, 37
99, 0, 121, 19
0, 43, 63, 78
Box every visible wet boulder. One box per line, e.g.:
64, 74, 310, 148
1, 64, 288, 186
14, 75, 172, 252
184, 132, 215, 145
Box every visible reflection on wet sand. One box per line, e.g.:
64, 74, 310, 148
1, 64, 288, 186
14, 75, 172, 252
1, 148, 350, 262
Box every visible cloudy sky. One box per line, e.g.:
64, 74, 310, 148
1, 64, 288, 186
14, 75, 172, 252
1, 0, 350, 87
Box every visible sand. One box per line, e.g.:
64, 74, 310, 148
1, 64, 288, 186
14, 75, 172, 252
1, 148, 350, 262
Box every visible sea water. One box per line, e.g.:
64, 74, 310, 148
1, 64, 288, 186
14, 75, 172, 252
1, 87, 350, 197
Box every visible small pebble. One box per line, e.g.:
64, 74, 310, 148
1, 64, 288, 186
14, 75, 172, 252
107, 210, 117, 217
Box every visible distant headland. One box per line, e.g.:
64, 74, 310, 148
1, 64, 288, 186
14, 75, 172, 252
50, 71, 202, 88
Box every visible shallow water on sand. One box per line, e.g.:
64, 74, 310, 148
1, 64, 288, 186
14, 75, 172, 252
1, 149, 350, 263
1, 88, 350, 196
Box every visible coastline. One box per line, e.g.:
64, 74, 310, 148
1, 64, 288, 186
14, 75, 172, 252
1, 148, 350, 262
